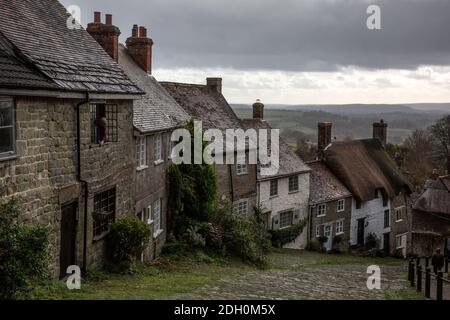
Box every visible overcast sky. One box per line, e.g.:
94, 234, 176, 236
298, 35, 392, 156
61, 0, 450, 104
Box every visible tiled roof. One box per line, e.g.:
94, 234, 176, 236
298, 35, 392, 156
324, 139, 412, 202
307, 161, 352, 204
160, 82, 244, 131
0, 0, 141, 94
0, 36, 57, 90
241, 118, 311, 180
118, 45, 189, 133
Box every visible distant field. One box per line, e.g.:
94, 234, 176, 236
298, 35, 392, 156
233, 108, 440, 145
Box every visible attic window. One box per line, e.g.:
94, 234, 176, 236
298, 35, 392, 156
0, 97, 15, 159
90, 104, 118, 144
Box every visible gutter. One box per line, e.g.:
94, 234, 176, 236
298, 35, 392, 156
75, 92, 90, 273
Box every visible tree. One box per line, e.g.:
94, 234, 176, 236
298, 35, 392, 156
430, 115, 450, 173
403, 130, 434, 187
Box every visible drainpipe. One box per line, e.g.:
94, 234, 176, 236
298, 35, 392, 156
229, 164, 234, 202
75, 92, 90, 273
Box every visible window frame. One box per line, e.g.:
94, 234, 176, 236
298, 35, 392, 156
233, 199, 249, 215
288, 175, 299, 193
336, 220, 344, 235
336, 199, 345, 212
384, 209, 391, 228
396, 233, 407, 249
395, 206, 405, 222
317, 204, 327, 217
136, 136, 147, 169
236, 153, 248, 175
90, 104, 119, 144
152, 198, 162, 237
279, 211, 294, 229
0, 97, 16, 159
154, 134, 163, 163
93, 187, 116, 239
270, 179, 278, 197
315, 225, 321, 238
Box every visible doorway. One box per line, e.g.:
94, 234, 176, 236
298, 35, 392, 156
59, 202, 77, 279
324, 223, 333, 251
357, 218, 365, 247
383, 233, 390, 256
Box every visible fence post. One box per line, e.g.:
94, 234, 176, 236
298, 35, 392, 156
425, 256, 430, 268
417, 265, 422, 292
445, 257, 449, 273
410, 260, 415, 287
436, 272, 443, 301
425, 267, 431, 299
408, 259, 413, 281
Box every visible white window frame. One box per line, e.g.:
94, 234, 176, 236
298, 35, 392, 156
154, 134, 163, 163
315, 225, 321, 238
136, 136, 147, 169
233, 199, 249, 215
396, 233, 407, 249
336, 199, 345, 212
288, 175, 299, 193
270, 179, 278, 197
236, 163, 248, 175
335, 220, 344, 235
395, 206, 405, 222
168, 137, 174, 160
152, 199, 162, 237
317, 204, 326, 217
279, 211, 294, 229
0, 97, 16, 159
384, 209, 391, 228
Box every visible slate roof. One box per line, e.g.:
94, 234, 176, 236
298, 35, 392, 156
0, 0, 141, 94
242, 118, 311, 180
160, 82, 243, 131
324, 138, 412, 202
118, 45, 189, 133
0, 36, 57, 90
413, 176, 450, 215
307, 161, 352, 204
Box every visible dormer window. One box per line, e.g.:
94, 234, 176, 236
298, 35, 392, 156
0, 97, 15, 159
90, 104, 118, 144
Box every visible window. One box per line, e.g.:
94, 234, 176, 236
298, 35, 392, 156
279, 211, 294, 229
270, 179, 278, 197
154, 134, 162, 162
355, 200, 362, 209
315, 225, 321, 238
93, 188, 116, 237
317, 204, 326, 217
336, 199, 345, 212
152, 199, 162, 236
136, 136, 147, 168
90, 104, 118, 144
324, 225, 331, 238
168, 138, 174, 160
289, 176, 299, 193
396, 234, 407, 249
384, 209, 390, 228
395, 206, 405, 222
382, 194, 388, 207
233, 199, 249, 215
236, 153, 248, 175
0, 97, 15, 158
336, 220, 344, 235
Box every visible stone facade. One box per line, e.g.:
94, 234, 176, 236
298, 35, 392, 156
310, 197, 352, 252
0, 96, 136, 277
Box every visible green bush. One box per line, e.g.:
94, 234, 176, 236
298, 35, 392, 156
365, 233, 379, 250
0, 198, 50, 299
269, 220, 306, 248
309, 239, 322, 252
108, 216, 151, 270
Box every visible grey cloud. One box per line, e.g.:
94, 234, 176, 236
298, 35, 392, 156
61, 0, 450, 71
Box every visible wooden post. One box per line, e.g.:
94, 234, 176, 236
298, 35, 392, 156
445, 257, 448, 273
408, 260, 413, 281
425, 256, 430, 268
436, 272, 443, 301
425, 267, 431, 299
417, 265, 422, 292
410, 260, 415, 287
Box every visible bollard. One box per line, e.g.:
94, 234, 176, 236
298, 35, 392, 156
436, 272, 443, 301
425, 267, 431, 299
417, 265, 422, 292
425, 256, 430, 268
408, 260, 413, 281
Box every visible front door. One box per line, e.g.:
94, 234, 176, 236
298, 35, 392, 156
324, 224, 333, 251
60, 202, 77, 279
383, 233, 390, 256
357, 218, 365, 246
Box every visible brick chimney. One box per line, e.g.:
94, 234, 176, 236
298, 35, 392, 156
430, 169, 439, 180
206, 78, 222, 94
373, 119, 388, 146
86, 12, 121, 62
252, 99, 264, 119
126, 25, 154, 73
318, 122, 332, 153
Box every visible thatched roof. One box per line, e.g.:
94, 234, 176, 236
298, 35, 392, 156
413, 176, 450, 215
324, 139, 411, 202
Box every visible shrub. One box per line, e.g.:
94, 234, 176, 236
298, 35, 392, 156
269, 220, 307, 248
181, 224, 206, 251
108, 216, 151, 270
317, 236, 328, 253
365, 233, 379, 250
309, 240, 322, 252
0, 198, 50, 299
331, 235, 343, 253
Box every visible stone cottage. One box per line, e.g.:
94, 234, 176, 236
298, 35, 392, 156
320, 121, 412, 255
0, 1, 143, 278
87, 17, 190, 262
242, 101, 311, 249
161, 79, 258, 214
307, 160, 352, 252
409, 174, 450, 257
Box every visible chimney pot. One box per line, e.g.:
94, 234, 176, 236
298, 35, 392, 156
105, 14, 113, 25
94, 11, 101, 23
126, 26, 154, 73
206, 78, 222, 93
139, 26, 147, 38
253, 99, 265, 119
318, 122, 332, 156
373, 119, 388, 146
132, 25, 139, 37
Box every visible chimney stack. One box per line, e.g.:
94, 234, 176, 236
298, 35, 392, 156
126, 25, 154, 73
373, 119, 388, 146
87, 12, 121, 62
253, 99, 264, 119
318, 122, 332, 153
431, 169, 439, 180
206, 78, 222, 94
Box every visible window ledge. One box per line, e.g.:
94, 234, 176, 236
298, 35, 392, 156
136, 165, 149, 172
0, 154, 17, 162
269, 195, 279, 199
316, 214, 326, 218
396, 219, 403, 223
236, 172, 248, 176
93, 230, 111, 243
337, 210, 345, 213
153, 229, 164, 239
154, 159, 164, 166
288, 190, 299, 194
147, 219, 154, 225
336, 232, 344, 236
